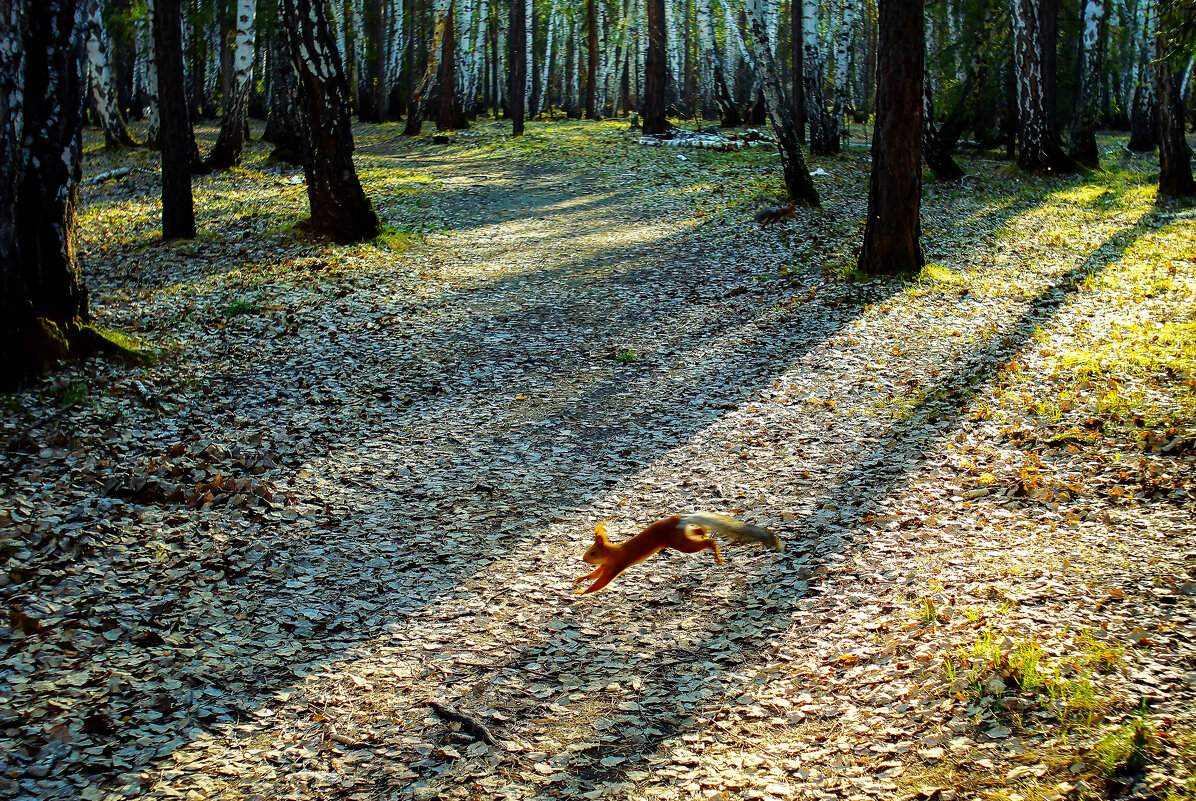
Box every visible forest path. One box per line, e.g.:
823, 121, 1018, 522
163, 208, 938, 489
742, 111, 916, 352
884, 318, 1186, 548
4, 124, 1195, 801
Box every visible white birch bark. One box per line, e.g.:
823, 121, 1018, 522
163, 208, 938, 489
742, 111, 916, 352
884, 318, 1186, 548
535, 0, 557, 114
144, 0, 160, 146
84, 0, 135, 146
351, 0, 365, 104
569, 10, 579, 112
468, 0, 489, 112
595, 0, 609, 112
1182, 56, 1194, 99
832, 0, 854, 121
663, 0, 682, 89
133, 15, 146, 110
634, 0, 645, 101
525, 0, 533, 104
495, 3, 506, 109
385, 0, 404, 97
230, 0, 255, 110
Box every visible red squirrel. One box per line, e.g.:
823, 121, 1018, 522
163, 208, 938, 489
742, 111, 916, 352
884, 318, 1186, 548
753, 204, 797, 226
574, 513, 782, 594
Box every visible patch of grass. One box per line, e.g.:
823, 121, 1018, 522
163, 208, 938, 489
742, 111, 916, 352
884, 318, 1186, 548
615, 347, 638, 364
60, 378, 89, 405
222, 298, 259, 317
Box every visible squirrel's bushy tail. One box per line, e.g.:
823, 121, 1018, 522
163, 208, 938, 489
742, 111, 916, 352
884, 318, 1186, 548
680, 512, 784, 551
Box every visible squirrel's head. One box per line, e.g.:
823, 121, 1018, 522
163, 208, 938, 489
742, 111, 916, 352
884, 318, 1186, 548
582, 521, 610, 564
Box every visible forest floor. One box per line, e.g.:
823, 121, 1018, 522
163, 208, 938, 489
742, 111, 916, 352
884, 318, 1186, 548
2, 118, 1195, 801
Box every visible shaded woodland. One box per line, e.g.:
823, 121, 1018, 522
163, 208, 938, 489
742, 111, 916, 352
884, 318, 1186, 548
2, 0, 1196, 798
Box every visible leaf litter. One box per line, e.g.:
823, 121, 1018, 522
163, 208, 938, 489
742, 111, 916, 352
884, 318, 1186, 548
2, 121, 1194, 801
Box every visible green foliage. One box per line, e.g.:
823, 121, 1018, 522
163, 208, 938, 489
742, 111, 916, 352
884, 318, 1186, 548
222, 298, 259, 317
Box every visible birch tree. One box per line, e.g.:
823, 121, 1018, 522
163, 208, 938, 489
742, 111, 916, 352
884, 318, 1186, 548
1127, 0, 1158, 151
698, 0, 740, 124
144, 0, 161, 147
832, 0, 855, 130
403, 0, 451, 134
206, 0, 256, 169
802, 0, 835, 153
1155, 9, 1194, 195
282, 0, 380, 241
1008, 0, 1073, 171
739, 0, 820, 206
4, 0, 103, 386
84, 0, 136, 147
1068, 0, 1104, 166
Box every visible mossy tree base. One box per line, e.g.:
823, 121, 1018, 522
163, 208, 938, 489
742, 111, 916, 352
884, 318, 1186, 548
2, 318, 151, 392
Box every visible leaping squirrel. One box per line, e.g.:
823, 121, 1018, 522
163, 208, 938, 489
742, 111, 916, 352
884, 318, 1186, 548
574, 513, 783, 594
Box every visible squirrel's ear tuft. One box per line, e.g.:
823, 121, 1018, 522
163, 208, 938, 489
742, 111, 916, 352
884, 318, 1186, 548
594, 520, 607, 541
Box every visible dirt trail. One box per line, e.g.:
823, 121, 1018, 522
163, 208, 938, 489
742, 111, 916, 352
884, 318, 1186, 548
3, 128, 1194, 801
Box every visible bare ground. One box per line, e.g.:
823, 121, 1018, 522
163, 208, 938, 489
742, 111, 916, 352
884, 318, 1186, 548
2, 121, 1194, 801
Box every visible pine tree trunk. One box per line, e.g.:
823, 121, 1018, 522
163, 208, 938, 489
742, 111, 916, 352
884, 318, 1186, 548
509, 0, 526, 134
436, 0, 466, 129
741, 0, 820, 206
643, 0, 668, 133
154, 0, 196, 237
206, 0, 256, 169
859, 0, 924, 276
283, 0, 381, 242
6, 0, 100, 387
84, 0, 136, 147
1068, 0, 1104, 166
1156, 35, 1195, 197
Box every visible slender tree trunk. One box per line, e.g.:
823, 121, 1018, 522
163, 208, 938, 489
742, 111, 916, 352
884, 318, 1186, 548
643, 0, 669, 132
84, 0, 136, 147
859, 0, 923, 276
206, 0, 256, 169
586, 0, 598, 117
791, 0, 804, 139
265, 4, 305, 163
1157, 34, 1195, 196
923, 70, 963, 180
509, 0, 526, 134
144, 0, 161, 147
404, 0, 450, 135
741, 0, 820, 206
0, 0, 23, 387
283, 0, 381, 242
698, 0, 739, 125
803, 0, 835, 154
832, 0, 855, 128
1127, 0, 1158, 151
1068, 0, 1104, 166
154, 0, 196, 237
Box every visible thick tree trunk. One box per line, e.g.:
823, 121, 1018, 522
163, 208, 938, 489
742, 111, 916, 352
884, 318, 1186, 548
586, 0, 598, 118
206, 0, 256, 169
1008, 0, 1073, 172
283, 0, 381, 242
1157, 36, 1195, 197
859, 0, 923, 276
4, 0, 102, 387
84, 0, 136, 147
153, 0, 196, 237
643, 0, 669, 133
403, 0, 450, 135
1068, 0, 1104, 166
436, 0, 466, 129
741, 0, 820, 207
